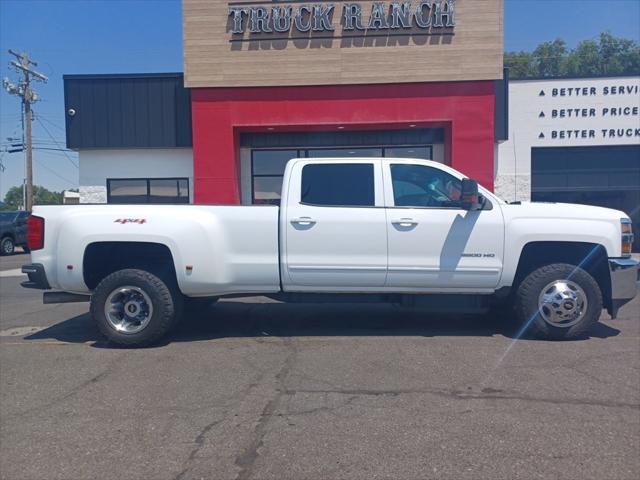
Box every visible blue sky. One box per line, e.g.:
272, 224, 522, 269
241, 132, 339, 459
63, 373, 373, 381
1, 0, 639, 198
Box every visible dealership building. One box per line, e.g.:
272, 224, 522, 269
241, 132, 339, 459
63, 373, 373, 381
62, 0, 639, 245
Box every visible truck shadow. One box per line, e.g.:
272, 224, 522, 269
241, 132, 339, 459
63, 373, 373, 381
24, 299, 621, 347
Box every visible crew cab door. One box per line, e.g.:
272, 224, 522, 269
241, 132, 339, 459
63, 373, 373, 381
281, 160, 387, 290
382, 161, 504, 290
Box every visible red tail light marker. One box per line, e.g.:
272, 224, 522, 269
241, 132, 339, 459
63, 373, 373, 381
27, 215, 45, 251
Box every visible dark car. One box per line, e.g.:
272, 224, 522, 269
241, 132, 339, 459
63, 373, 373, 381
0, 211, 30, 255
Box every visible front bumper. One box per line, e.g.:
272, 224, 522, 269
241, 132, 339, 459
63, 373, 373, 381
21, 263, 51, 290
608, 258, 639, 318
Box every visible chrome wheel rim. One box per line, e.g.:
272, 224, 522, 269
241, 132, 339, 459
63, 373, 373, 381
104, 286, 153, 334
538, 279, 588, 328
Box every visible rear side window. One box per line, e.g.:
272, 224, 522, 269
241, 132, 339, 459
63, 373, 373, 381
301, 163, 375, 207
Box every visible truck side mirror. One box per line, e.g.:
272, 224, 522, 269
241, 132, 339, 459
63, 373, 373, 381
460, 179, 481, 210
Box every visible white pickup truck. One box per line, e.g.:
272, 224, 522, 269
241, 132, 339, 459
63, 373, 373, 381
22, 158, 638, 346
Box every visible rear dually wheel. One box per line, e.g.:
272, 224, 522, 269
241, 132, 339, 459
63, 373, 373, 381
90, 269, 182, 347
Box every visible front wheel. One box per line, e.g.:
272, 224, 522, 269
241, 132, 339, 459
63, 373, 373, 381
90, 269, 182, 347
515, 263, 602, 340
1, 237, 15, 256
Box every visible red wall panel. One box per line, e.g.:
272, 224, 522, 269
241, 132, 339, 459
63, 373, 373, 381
191, 81, 495, 204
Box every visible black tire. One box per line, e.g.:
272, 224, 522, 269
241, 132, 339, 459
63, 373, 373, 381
90, 269, 183, 347
1, 237, 15, 256
22, 245, 30, 254
515, 263, 602, 340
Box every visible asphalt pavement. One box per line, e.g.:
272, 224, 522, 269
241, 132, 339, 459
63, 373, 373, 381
1, 252, 639, 480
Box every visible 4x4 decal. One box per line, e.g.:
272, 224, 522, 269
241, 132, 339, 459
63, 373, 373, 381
114, 219, 147, 224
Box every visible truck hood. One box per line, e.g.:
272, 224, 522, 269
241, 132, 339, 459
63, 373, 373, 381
501, 201, 629, 222
499, 201, 628, 258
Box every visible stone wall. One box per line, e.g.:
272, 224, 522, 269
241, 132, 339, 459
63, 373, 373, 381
494, 174, 531, 203
80, 186, 107, 204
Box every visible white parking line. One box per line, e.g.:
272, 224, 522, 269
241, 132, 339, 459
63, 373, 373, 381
0, 326, 44, 337
0, 268, 26, 278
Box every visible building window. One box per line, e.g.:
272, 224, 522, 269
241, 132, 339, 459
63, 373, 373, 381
107, 178, 189, 204
385, 146, 432, 159
252, 150, 299, 205
306, 147, 383, 158
301, 163, 375, 207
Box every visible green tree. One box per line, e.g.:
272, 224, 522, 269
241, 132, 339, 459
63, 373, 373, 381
566, 39, 601, 76
598, 32, 640, 75
503, 51, 534, 78
531, 39, 568, 77
505, 32, 640, 79
3, 185, 63, 210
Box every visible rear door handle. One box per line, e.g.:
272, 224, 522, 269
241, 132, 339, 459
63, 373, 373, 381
291, 217, 317, 226
392, 218, 418, 227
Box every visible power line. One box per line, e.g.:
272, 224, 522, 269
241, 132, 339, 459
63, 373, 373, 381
33, 157, 76, 187
37, 115, 66, 133
2, 138, 67, 144
34, 147, 78, 153
0, 119, 22, 172
35, 114, 78, 169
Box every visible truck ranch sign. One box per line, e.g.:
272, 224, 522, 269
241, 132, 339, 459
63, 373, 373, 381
184, 0, 503, 87
228, 1, 456, 36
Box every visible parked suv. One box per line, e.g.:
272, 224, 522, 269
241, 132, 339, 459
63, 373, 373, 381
0, 211, 30, 255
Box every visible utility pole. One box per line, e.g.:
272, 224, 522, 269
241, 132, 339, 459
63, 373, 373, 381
3, 50, 47, 211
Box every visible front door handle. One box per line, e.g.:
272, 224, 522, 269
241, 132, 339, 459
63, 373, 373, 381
291, 217, 317, 226
392, 218, 418, 227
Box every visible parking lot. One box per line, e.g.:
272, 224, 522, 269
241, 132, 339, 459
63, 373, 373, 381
1, 252, 639, 480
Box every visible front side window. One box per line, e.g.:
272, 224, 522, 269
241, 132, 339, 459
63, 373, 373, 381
301, 163, 375, 207
390, 164, 462, 208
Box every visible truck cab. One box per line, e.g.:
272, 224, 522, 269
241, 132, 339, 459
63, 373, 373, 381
280, 158, 504, 292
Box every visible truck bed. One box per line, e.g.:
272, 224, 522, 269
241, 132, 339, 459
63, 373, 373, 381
29, 204, 281, 296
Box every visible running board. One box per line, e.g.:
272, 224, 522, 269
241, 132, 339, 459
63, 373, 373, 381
43, 292, 91, 304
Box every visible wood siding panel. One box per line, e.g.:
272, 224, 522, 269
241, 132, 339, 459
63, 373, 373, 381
183, 0, 503, 88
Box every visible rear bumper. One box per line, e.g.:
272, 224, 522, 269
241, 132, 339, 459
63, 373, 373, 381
21, 263, 51, 290
608, 258, 639, 318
